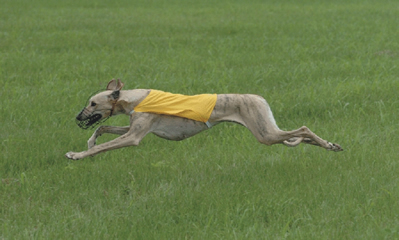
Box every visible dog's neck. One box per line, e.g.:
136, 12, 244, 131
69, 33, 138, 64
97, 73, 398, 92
113, 89, 151, 116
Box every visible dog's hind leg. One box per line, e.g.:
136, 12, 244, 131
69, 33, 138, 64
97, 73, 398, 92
228, 95, 343, 151
88, 126, 130, 149
274, 126, 343, 151
248, 118, 343, 151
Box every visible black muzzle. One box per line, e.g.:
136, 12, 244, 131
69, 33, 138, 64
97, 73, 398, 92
75, 108, 110, 130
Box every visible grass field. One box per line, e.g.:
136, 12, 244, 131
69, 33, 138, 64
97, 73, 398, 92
1, 0, 399, 239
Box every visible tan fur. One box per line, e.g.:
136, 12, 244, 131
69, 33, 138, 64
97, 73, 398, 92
66, 79, 342, 160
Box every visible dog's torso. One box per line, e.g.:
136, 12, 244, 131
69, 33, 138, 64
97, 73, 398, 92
114, 89, 267, 140
119, 89, 269, 125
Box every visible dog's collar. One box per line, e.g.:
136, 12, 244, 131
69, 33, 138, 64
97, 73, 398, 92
110, 100, 118, 116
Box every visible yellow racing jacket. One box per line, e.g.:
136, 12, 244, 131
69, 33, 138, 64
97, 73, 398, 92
133, 90, 217, 123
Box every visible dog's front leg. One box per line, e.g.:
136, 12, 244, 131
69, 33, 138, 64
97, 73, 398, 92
87, 126, 130, 149
66, 133, 138, 160
66, 113, 155, 160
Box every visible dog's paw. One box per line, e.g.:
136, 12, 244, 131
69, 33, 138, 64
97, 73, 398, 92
327, 142, 344, 152
65, 152, 83, 160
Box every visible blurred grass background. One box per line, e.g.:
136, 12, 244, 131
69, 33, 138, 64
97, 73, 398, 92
1, 0, 399, 239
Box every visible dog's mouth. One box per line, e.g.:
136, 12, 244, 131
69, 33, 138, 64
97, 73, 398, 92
75, 108, 109, 130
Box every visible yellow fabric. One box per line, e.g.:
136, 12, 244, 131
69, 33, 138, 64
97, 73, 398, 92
134, 90, 217, 122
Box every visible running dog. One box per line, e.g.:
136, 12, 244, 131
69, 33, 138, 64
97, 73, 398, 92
65, 79, 343, 160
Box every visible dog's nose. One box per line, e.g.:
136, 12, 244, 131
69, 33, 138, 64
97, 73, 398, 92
76, 108, 86, 121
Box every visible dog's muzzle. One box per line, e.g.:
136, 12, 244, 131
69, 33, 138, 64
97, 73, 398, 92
75, 108, 110, 130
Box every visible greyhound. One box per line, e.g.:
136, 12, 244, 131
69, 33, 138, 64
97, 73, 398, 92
65, 79, 343, 160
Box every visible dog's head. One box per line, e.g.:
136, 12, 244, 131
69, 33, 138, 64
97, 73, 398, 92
76, 79, 125, 129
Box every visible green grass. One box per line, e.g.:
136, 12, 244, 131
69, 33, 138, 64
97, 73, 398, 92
1, 0, 399, 239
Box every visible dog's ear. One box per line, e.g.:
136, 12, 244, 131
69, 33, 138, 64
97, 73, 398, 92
106, 79, 124, 91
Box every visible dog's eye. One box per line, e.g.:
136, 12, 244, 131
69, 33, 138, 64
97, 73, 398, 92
91, 102, 97, 107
